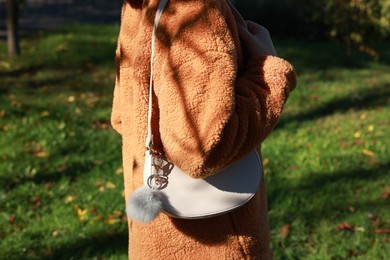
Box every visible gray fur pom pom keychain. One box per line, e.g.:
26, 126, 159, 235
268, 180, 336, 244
126, 150, 172, 223
126, 186, 164, 223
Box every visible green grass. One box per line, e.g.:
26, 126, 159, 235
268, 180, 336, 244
0, 25, 389, 259
266, 39, 390, 259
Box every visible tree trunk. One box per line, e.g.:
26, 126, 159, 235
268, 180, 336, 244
6, 0, 20, 57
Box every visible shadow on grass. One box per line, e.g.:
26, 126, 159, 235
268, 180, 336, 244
276, 82, 390, 129
0, 64, 45, 77
42, 231, 127, 260
0, 158, 97, 192
0, 24, 118, 86
267, 161, 390, 225
0, 71, 79, 97
275, 39, 390, 73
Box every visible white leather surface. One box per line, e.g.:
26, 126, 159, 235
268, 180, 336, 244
144, 150, 262, 219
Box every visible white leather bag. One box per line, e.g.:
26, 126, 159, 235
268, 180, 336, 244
126, 0, 262, 223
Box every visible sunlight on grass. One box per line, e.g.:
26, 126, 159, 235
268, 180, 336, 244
263, 40, 390, 259
1, 25, 389, 259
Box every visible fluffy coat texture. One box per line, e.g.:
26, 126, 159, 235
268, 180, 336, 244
111, 0, 297, 259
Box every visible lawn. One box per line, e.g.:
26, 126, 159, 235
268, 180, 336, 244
0, 25, 389, 259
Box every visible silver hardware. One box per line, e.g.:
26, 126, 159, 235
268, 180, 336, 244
147, 152, 174, 190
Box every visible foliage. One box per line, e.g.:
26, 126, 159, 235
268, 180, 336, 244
312, 0, 390, 63
237, 0, 390, 64
0, 25, 390, 259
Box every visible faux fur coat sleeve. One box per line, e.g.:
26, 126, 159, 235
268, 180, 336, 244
148, 0, 296, 178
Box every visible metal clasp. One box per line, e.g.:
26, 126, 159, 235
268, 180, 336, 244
146, 152, 174, 190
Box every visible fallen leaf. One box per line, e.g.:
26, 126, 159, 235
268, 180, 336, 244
85, 94, 99, 107
44, 182, 55, 189
40, 111, 50, 117
367, 125, 375, 132
93, 215, 104, 221
11, 100, 22, 108
362, 149, 376, 157
359, 113, 367, 120
105, 181, 116, 189
381, 187, 390, 200
57, 122, 66, 130
307, 234, 314, 248
368, 213, 381, 227
55, 43, 68, 53
280, 224, 290, 238
52, 230, 59, 237
339, 141, 348, 148
74, 206, 88, 222
36, 151, 49, 158
94, 120, 110, 129
92, 160, 102, 165
375, 131, 384, 137
348, 206, 355, 213
263, 158, 270, 167
288, 165, 297, 171
355, 226, 365, 232
113, 210, 123, 216
354, 140, 365, 146
26, 144, 43, 154
1, 125, 10, 131
94, 180, 104, 187
372, 229, 390, 234
309, 95, 320, 100
75, 107, 82, 115
33, 196, 41, 208
353, 132, 361, 138
106, 215, 119, 225
26, 144, 49, 158
115, 168, 123, 175
9, 214, 15, 224
65, 195, 75, 204
0, 61, 11, 69
336, 222, 355, 232
67, 96, 75, 103
90, 207, 99, 217
56, 166, 66, 173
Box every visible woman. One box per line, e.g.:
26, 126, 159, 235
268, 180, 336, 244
111, 0, 296, 258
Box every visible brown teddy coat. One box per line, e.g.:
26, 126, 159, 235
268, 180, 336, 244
111, 0, 296, 259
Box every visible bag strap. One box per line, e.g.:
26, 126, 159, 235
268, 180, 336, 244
145, 0, 243, 149
146, 0, 169, 149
